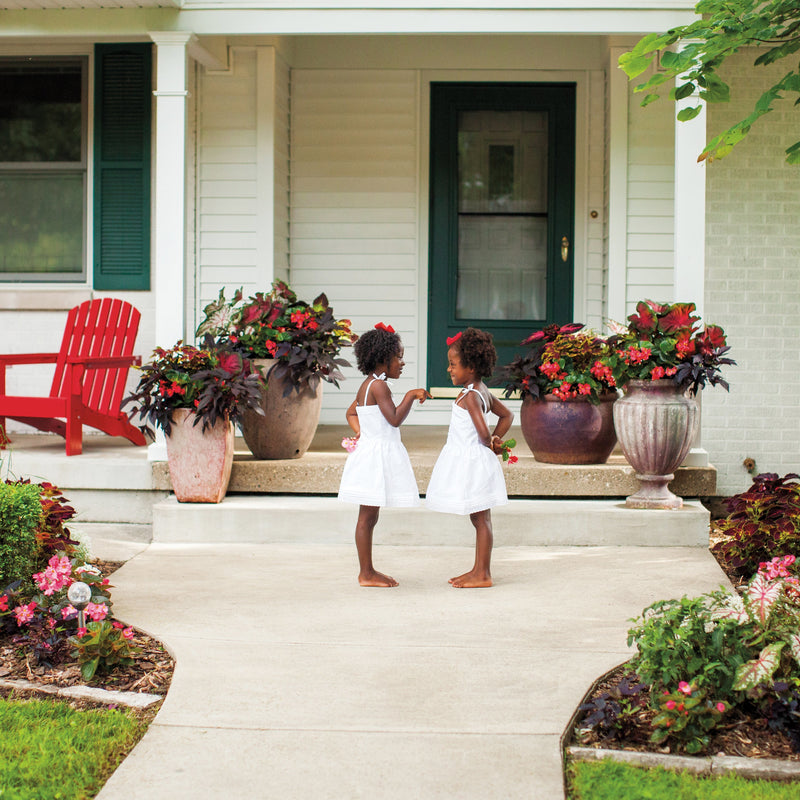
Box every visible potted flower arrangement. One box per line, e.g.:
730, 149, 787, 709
196, 281, 356, 459
123, 337, 263, 503
606, 299, 735, 509
498, 323, 619, 464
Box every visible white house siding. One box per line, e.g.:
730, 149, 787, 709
625, 73, 675, 314
289, 69, 421, 422
585, 68, 606, 330
196, 48, 259, 322
274, 53, 291, 284
703, 50, 800, 497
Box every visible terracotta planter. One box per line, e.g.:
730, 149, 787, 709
520, 392, 618, 464
240, 358, 323, 459
165, 409, 235, 503
613, 379, 699, 509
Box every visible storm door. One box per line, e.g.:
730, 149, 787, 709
427, 82, 575, 388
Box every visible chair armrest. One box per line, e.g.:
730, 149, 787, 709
0, 353, 59, 366
66, 355, 143, 369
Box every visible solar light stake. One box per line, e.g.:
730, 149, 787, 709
67, 581, 92, 629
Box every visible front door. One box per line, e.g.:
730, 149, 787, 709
427, 82, 576, 389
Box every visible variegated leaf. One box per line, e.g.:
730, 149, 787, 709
733, 642, 785, 691
711, 593, 749, 623
745, 572, 782, 625
787, 631, 800, 668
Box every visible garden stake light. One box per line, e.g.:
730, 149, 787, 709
67, 581, 91, 628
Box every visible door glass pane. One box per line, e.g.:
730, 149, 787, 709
457, 109, 548, 320
0, 173, 84, 274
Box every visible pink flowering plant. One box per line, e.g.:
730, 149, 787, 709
606, 299, 735, 395
123, 336, 264, 437
498, 323, 618, 403
69, 619, 140, 681
196, 281, 356, 394
651, 681, 728, 754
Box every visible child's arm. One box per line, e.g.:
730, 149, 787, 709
461, 390, 493, 447
488, 395, 514, 454
372, 381, 432, 427
345, 399, 360, 436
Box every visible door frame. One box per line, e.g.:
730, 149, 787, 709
418, 69, 589, 395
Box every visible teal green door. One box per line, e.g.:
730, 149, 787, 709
427, 82, 576, 389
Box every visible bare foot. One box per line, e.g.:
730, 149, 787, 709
359, 570, 398, 587
449, 570, 492, 588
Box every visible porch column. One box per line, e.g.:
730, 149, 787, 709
673, 55, 708, 467
148, 31, 192, 460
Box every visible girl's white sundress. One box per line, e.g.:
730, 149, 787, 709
337, 374, 419, 507
425, 384, 508, 515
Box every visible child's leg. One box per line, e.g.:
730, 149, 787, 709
449, 509, 493, 588
355, 504, 398, 587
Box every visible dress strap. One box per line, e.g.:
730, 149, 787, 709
456, 383, 488, 413
360, 373, 387, 406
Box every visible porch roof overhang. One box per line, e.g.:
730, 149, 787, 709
1, 1, 699, 38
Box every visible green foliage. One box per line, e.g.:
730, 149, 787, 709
576, 674, 647, 743
0, 696, 146, 800
618, 0, 800, 164
0, 481, 42, 586
651, 681, 727, 753
712, 473, 800, 578
568, 757, 800, 799
70, 620, 141, 681
627, 594, 758, 700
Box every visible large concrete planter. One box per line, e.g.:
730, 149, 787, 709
240, 359, 323, 460
165, 409, 235, 503
520, 392, 618, 464
613, 379, 698, 509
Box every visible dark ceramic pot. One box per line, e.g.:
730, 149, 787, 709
520, 392, 618, 464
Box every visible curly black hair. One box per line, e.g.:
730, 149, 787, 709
354, 327, 402, 375
452, 327, 497, 379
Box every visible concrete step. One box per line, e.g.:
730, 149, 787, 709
152, 496, 710, 547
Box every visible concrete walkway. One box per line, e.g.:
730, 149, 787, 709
92, 537, 729, 800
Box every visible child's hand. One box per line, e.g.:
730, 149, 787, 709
497, 438, 518, 464
410, 388, 433, 404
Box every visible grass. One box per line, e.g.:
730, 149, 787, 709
0, 695, 149, 800
568, 759, 799, 799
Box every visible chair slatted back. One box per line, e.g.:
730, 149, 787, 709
50, 299, 141, 415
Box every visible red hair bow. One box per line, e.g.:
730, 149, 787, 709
374, 322, 395, 333
446, 332, 462, 346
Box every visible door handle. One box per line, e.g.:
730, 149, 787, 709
561, 236, 569, 262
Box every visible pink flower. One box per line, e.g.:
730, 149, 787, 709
32, 554, 73, 596
716, 702, 726, 713
341, 436, 358, 453
13, 602, 37, 627
0, 594, 7, 612
85, 602, 108, 622
650, 366, 665, 380
77, 627, 88, 638
507, 455, 518, 464
61, 605, 78, 620
665, 700, 676, 710
577, 383, 592, 395
678, 681, 692, 695
122, 627, 135, 640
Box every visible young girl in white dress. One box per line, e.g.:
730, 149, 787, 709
426, 328, 514, 588
338, 323, 431, 587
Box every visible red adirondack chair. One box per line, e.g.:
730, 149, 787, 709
0, 298, 147, 455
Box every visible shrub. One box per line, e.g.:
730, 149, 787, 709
712, 472, 800, 578
0, 481, 42, 586
651, 681, 728, 754
70, 620, 140, 681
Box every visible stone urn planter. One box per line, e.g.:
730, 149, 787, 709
612, 379, 699, 509
165, 408, 235, 503
520, 392, 618, 464
240, 359, 323, 460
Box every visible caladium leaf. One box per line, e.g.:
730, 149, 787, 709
734, 642, 785, 691
745, 572, 782, 624
787, 631, 800, 668
711, 593, 749, 623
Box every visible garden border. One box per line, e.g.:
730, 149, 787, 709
0, 677, 162, 709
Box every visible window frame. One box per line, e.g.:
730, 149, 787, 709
0, 55, 89, 284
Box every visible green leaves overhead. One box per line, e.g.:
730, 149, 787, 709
619, 0, 800, 164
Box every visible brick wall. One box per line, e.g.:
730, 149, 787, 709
703, 49, 800, 496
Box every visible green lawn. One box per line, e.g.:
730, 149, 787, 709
0, 695, 148, 800
568, 759, 799, 800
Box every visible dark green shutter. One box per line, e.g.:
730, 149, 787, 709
93, 43, 152, 290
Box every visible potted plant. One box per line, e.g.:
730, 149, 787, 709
606, 300, 735, 509
196, 281, 356, 459
123, 337, 263, 503
497, 323, 619, 464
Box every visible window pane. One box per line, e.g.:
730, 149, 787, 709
0, 173, 83, 275
0, 62, 83, 162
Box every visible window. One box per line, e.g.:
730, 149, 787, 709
0, 58, 88, 282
